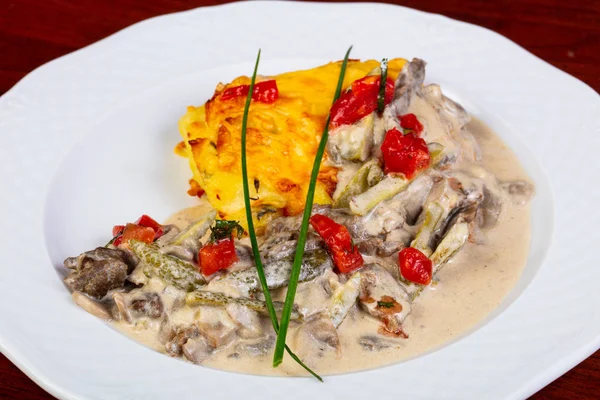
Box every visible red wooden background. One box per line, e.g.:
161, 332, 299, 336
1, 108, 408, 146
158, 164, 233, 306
1, 0, 599, 399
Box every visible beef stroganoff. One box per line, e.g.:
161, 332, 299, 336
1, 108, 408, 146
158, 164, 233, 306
63, 56, 533, 377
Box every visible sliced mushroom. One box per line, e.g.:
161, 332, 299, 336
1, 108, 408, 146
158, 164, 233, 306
154, 224, 181, 246
165, 325, 200, 357
112, 290, 165, 322
195, 307, 238, 348
479, 186, 502, 229
225, 303, 263, 339
358, 335, 397, 351
72, 291, 112, 321
182, 335, 214, 364
501, 180, 535, 205
234, 335, 276, 357
293, 313, 341, 358
359, 264, 412, 335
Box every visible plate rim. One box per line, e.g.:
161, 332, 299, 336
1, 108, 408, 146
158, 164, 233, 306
1, 2, 599, 400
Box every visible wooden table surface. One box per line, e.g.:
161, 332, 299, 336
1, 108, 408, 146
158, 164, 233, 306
1, 0, 599, 398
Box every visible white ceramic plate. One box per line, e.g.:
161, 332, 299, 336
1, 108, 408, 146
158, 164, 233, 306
1, 2, 599, 399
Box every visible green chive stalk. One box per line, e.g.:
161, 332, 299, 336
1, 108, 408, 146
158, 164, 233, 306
241, 49, 322, 381
273, 46, 353, 367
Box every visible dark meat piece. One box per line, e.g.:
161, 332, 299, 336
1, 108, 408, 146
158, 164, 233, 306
63, 247, 137, 299
64, 259, 127, 299
64, 247, 136, 271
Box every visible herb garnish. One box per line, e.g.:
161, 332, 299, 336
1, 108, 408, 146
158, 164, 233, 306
209, 220, 244, 242
377, 58, 388, 114
240, 49, 322, 381
377, 300, 395, 308
273, 46, 353, 367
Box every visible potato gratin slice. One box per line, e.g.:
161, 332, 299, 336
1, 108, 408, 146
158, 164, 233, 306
177, 59, 407, 232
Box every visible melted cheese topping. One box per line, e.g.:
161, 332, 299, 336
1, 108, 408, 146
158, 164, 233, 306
178, 59, 407, 231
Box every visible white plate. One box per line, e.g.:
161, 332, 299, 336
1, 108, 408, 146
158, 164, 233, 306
1, 2, 599, 399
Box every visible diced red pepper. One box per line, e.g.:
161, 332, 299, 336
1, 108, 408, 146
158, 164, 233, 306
381, 128, 430, 178
330, 76, 395, 129
135, 214, 161, 230
399, 113, 424, 135
309, 214, 364, 274
221, 80, 279, 103
112, 235, 123, 247
135, 214, 164, 239
112, 225, 125, 237
252, 80, 279, 103
199, 238, 239, 276
221, 85, 248, 100
120, 223, 156, 246
110, 215, 164, 246
399, 247, 432, 285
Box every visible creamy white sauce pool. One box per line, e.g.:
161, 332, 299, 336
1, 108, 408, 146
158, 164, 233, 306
112, 117, 531, 376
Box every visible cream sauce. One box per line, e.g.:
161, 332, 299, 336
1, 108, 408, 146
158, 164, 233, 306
112, 117, 531, 377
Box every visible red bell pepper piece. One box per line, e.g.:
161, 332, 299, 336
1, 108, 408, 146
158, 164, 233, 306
112, 225, 125, 237
221, 85, 248, 100
330, 76, 395, 129
381, 128, 430, 178
111, 215, 164, 246
198, 220, 244, 276
399, 113, 424, 135
119, 223, 156, 246
221, 80, 279, 103
398, 247, 432, 285
199, 238, 239, 276
135, 214, 164, 239
135, 214, 161, 230
111, 225, 126, 246
309, 214, 364, 274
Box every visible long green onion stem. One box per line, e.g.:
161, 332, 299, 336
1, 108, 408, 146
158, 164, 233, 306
241, 49, 322, 381
273, 46, 353, 367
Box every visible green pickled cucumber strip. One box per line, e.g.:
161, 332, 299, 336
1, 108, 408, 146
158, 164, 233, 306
347, 142, 445, 216
334, 159, 383, 208
410, 202, 444, 256
169, 210, 217, 249
403, 222, 469, 301
327, 272, 361, 328
225, 250, 331, 292
428, 142, 445, 166
185, 291, 302, 321
430, 222, 469, 274
328, 114, 375, 162
130, 240, 206, 292
349, 175, 410, 216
